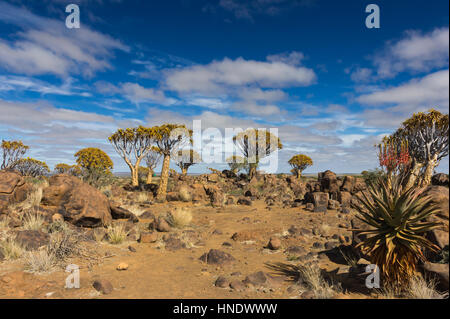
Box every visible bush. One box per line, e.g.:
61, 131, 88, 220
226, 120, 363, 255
165, 207, 192, 229
0, 238, 25, 260
24, 249, 55, 273
106, 223, 128, 244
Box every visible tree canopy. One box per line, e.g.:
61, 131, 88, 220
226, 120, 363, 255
15, 157, 50, 177
288, 154, 313, 178
1, 140, 29, 170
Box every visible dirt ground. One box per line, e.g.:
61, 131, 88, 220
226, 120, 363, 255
0, 199, 375, 299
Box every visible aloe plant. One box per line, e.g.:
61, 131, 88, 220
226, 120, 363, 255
353, 176, 443, 286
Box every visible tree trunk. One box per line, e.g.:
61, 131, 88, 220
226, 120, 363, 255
296, 169, 301, 179
146, 169, 153, 184
404, 160, 424, 189
182, 167, 187, 175
422, 155, 438, 187
156, 155, 171, 200
248, 163, 257, 179
131, 166, 139, 187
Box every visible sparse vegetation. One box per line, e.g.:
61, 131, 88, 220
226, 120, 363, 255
22, 213, 46, 231
106, 223, 129, 244
165, 207, 192, 229
0, 238, 25, 260
24, 249, 55, 273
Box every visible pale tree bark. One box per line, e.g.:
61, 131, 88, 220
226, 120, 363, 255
422, 154, 438, 187
296, 169, 302, 179
248, 163, 257, 179
181, 167, 187, 175
156, 155, 171, 200
404, 160, 424, 189
146, 169, 153, 184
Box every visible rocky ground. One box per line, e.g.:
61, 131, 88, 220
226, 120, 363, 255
0, 169, 448, 299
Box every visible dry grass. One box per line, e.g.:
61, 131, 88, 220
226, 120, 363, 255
405, 275, 448, 299
48, 229, 81, 262
24, 249, 55, 273
136, 192, 151, 203
165, 207, 192, 229
0, 238, 25, 260
122, 204, 147, 217
22, 212, 46, 231
0, 217, 10, 230
265, 262, 341, 299
106, 223, 129, 244
178, 187, 192, 202
92, 228, 106, 242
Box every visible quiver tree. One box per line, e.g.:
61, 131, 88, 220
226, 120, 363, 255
54, 163, 82, 176
1, 140, 29, 170
226, 155, 247, 174
144, 146, 162, 184
389, 109, 449, 188
109, 126, 156, 186
154, 124, 193, 200
288, 154, 313, 179
232, 129, 282, 179
15, 157, 50, 177
173, 149, 201, 175
74, 147, 114, 186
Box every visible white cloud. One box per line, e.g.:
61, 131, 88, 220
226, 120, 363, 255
373, 27, 449, 79
164, 56, 316, 94
0, 2, 128, 77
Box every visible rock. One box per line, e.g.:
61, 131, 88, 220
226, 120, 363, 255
40, 174, 112, 227
423, 185, 449, 249
341, 176, 355, 193
215, 276, 229, 288
285, 246, 307, 256
337, 191, 352, 207
116, 263, 129, 271
305, 203, 314, 211
422, 262, 449, 290
205, 185, 225, 207
325, 241, 338, 250
243, 271, 268, 287
312, 192, 328, 212
268, 237, 281, 250
110, 206, 139, 223
0, 170, 32, 212
237, 197, 252, 206
318, 170, 339, 195
0, 250, 4, 261
128, 246, 137, 252
222, 170, 237, 179
92, 279, 113, 294
139, 210, 155, 220
229, 280, 246, 291
300, 290, 315, 299
139, 231, 158, 243
231, 230, 262, 242
328, 199, 340, 210
207, 173, 220, 183
432, 173, 449, 187
15, 230, 50, 251
163, 235, 186, 251
166, 192, 180, 202
199, 249, 235, 265
51, 213, 64, 223
155, 216, 171, 232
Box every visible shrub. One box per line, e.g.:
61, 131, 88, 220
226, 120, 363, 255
24, 249, 55, 273
405, 276, 447, 299
14, 157, 50, 177
0, 238, 25, 260
106, 223, 128, 244
352, 175, 442, 286
22, 213, 46, 231
165, 207, 192, 229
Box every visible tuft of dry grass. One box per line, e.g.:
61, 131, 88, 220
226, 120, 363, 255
92, 228, 106, 242
265, 262, 341, 299
405, 275, 448, 299
24, 249, 55, 273
48, 229, 81, 262
165, 207, 192, 229
122, 204, 147, 217
0, 238, 26, 260
178, 187, 192, 202
106, 223, 129, 244
0, 217, 10, 230
22, 213, 46, 231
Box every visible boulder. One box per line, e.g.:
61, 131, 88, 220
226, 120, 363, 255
337, 191, 352, 207
341, 176, 355, 193
312, 192, 328, 211
110, 205, 139, 223
40, 174, 112, 227
0, 170, 32, 213
423, 185, 449, 249
15, 230, 50, 251
199, 249, 235, 265
205, 185, 225, 207
432, 173, 449, 187
318, 170, 339, 195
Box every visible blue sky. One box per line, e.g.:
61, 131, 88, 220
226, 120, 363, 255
0, 0, 448, 174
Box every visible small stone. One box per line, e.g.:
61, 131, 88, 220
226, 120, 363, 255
268, 237, 281, 250
116, 263, 129, 271
215, 276, 229, 288
93, 279, 113, 294
128, 246, 137, 252
51, 213, 64, 223
139, 231, 158, 243
229, 280, 246, 291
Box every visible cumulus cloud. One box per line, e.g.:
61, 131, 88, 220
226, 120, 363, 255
0, 2, 128, 77
164, 56, 316, 94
